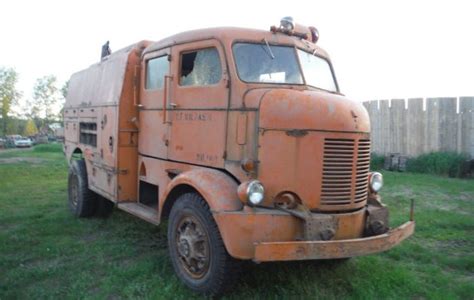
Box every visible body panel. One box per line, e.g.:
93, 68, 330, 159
139, 47, 171, 160
64, 41, 151, 202
167, 39, 229, 168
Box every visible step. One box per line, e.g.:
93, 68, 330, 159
117, 202, 160, 225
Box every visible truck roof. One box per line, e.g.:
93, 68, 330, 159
144, 27, 329, 59
65, 27, 330, 108
66, 41, 150, 108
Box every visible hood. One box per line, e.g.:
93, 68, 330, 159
251, 88, 371, 211
258, 89, 370, 133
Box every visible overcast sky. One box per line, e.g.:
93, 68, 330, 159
1, 0, 473, 108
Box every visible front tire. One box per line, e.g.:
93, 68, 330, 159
168, 193, 241, 296
68, 159, 97, 217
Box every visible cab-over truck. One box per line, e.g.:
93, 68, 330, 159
64, 17, 415, 295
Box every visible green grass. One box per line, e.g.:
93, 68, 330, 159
406, 152, 469, 178
370, 153, 385, 171
33, 143, 63, 153
1, 148, 473, 299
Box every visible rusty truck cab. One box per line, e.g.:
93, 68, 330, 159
65, 19, 414, 296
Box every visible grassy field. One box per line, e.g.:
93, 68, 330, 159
1, 145, 473, 299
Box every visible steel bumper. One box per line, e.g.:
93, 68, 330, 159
254, 221, 415, 262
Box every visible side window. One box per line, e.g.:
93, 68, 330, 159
146, 56, 169, 90
180, 48, 222, 86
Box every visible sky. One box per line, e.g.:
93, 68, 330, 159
1, 0, 473, 112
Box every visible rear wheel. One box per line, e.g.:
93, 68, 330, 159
68, 159, 97, 217
168, 193, 241, 296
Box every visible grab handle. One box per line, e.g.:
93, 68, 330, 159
163, 75, 173, 124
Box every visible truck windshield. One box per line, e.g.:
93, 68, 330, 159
233, 43, 337, 92
297, 49, 337, 92
233, 43, 303, 84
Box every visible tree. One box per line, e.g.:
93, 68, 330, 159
30, 75, 61, 124
23, 119, 38, 136
58, 80, 69, 122
61, 80, 69, 100
0, 67, 21, 135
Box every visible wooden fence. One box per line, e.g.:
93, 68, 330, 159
363, 97, 474, 158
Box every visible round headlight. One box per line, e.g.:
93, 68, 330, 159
280, 16, 295, 31
369, 172, 384, 193
247, 180, 265, 205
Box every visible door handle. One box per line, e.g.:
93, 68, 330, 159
163, 75, 173, 124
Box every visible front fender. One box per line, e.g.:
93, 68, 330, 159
161, 168, 243, 215
161, 168, 244, 259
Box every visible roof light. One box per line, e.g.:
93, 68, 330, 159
271, 17, 319, 44
280, 16, 295, 32
309, 26, 319, 43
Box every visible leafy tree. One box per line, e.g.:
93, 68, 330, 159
58, 80, 69, 122
26, 75, 62, 131
31, 75, 60, 120
0, 67, 21, 135
23, 119, 38, 136
61, 80, 69, 100
6, 117, 26, 136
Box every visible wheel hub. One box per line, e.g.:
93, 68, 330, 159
178, 238, 191, 257
175, 216, 210, 278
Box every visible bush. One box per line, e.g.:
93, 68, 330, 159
33, 143, 63, 153
370, 153, 385, 171
406, 152, 469, 177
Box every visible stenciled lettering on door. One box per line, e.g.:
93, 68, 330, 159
174, 111, 213, 122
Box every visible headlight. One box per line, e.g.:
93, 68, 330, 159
237, 180, 265, 206
247, 181, 265, 205
369, 172, 383, 193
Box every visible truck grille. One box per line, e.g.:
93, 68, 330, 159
321, 138, 371, 206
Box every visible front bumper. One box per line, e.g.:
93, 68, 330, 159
214, 204, 415, 261
254, 221, 415, 262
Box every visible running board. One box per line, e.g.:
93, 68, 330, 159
117, 202, 160, 225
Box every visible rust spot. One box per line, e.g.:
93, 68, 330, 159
296, 246, 306, 258
286, 129, 308, 137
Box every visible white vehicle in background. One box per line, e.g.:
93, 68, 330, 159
14, 137, 33, 148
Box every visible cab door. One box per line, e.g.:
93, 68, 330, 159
139, 48, 171, 159
167, 40, 229, 167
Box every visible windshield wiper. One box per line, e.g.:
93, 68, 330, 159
262, 38, 275, 59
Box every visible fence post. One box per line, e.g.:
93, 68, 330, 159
407, 98, 424, 157
460, 97, 474, 157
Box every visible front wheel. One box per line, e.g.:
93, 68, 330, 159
167, 193, 241, 296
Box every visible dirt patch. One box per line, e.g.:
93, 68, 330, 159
459, 192, 474, 201
0, 157, 45, 164
0, 147, 33, 153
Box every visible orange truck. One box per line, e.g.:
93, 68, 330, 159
64, 17, 415, 295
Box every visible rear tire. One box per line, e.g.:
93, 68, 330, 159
68, 159, 97, 217
167, 193, 241, 296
